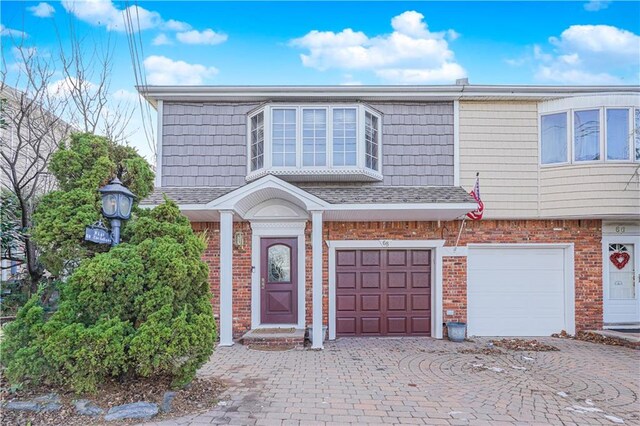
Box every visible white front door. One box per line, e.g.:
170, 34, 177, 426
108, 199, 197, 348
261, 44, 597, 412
603, 236, 640, 326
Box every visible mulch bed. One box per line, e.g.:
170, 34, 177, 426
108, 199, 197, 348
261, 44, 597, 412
0, 373, 226, 425
490, 338, 559, 352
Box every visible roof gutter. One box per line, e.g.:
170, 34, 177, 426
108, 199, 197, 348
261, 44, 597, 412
136, 84, 640, 107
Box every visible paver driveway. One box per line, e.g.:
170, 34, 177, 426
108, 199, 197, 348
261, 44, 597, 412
147, 337, 640, 426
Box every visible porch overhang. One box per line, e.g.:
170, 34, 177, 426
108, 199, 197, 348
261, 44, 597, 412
140, 176, 478, 222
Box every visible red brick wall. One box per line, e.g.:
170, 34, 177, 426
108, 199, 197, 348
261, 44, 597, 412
194, 219, 603, 337
443, 256, 467, 324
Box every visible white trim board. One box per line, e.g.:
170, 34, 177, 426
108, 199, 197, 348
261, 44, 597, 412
155, 99, 163, 188
250, 221, 307, 330
326, 239, 445, 340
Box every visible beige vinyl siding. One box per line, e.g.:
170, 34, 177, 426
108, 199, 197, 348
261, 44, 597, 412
459, 101, 540, 219
540, 164, 640, 217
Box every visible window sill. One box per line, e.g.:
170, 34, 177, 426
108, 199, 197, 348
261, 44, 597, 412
246, 168, 383, 183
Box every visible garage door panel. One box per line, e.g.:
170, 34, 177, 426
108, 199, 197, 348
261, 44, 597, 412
469, 270, 565, 293
361, 272, 381, 288
388, 272, 407, 288
470, 251, 564, 270
336, 249, 431, 337
336, 317, 356, 335
468, 247, 567, 337
412, 317, 431, 334
387, 250, 407, 266
387, 317, 407, 333
412, 251, 431, 266
361, 251, 381, 266
361, 317, 381, 334
361, 295, 381, 311
387, 294, 407, 311
411, 294, 431, 311
411, 272, 431, 288
337, 251, 356, 266
336, 272, 356, 289
336, 295, 356, 311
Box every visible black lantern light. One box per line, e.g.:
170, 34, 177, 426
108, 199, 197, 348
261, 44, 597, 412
99, 177, 136, 245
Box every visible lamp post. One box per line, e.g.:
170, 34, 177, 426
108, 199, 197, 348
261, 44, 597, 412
99, 177, 135, 246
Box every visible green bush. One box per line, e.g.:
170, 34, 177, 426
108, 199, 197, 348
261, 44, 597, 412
1, 200, 216, 392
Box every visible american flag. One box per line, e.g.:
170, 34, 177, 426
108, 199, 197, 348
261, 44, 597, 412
466, 174, 484, 220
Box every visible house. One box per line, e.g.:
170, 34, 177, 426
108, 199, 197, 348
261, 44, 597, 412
0, 85, 71, 282
138, 83, 640, 348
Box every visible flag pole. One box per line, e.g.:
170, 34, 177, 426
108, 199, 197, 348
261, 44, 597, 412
454, 216, 466, 250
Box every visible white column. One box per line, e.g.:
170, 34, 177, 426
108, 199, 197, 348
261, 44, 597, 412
219, 210, 234, 346
311, 211, 324, 349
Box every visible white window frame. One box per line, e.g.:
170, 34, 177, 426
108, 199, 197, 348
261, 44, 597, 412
246, 104, 383, 180
539, 111, 570, 166
604, 107, 634, 162
539, 103, 639, 167
572, 107, 602, 163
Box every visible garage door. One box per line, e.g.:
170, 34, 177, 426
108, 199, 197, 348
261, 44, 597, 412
467, 246, 568, 336
335, 249, 431, 337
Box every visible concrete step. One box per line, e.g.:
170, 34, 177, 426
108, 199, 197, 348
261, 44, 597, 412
239, 328, 306, 350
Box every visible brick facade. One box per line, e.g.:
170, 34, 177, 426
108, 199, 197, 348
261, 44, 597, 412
193, 219, 603, 338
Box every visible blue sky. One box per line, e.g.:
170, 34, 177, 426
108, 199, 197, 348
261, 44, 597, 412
2, 0, 639, 159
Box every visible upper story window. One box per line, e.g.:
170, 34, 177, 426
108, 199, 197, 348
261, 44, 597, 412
247, 104, 382, 181
540, 105, 639, 165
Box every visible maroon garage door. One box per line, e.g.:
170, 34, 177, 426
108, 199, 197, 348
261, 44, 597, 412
335, 249, 431, 337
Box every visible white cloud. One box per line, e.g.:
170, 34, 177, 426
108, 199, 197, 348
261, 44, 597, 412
28, 2, 55, 18
143, 55, 218, 85
0, 24, 28, 38
290, 10, 465, 84
152, 34, 172, 46
61, 0, 161, 32
584, 0, 611, 11
534, 25, 640, 84
47, 77, 98, 99
176, 29, 228, 45
162, 19, 191, 32
112, 88, 142, 104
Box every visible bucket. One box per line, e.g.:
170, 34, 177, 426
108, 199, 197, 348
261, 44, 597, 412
307, 326, 328, 344
447, 322, 466, 342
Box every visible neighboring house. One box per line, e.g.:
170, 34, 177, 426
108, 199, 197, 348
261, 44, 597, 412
0, 85, 71, 282
139, 83, 640, 348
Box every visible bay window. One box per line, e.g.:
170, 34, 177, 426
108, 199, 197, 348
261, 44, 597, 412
606, 109, 629, 160
272, 108, 297, 167
250, 112, 264, 171
247, 104, 382, 181
332, 108, 357, 166
574, 109, 600, 161
541, 112, 568, 164
302, 109, 327, 167
540, 106, 639, 166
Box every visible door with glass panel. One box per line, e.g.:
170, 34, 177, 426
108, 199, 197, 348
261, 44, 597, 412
603, 236, 640, 325
260, 238, 298, 324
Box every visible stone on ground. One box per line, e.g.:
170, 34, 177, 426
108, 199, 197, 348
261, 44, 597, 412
104, 401, 159, 421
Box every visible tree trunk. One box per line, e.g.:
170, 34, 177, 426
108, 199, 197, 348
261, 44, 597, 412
17, 194, 42, 293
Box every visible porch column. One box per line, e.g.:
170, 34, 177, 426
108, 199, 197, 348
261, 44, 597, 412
219, 210, 234, 346
311, 210, 324, 349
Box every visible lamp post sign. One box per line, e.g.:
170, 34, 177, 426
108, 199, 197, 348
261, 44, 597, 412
85, 220, 112, 245
84, 177, 136, 247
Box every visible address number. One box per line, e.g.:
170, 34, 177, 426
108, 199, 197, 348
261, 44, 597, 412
380, 240, 390, 247
616, 226, 626, 234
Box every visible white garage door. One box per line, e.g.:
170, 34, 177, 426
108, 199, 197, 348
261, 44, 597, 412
467, 246, 570, 336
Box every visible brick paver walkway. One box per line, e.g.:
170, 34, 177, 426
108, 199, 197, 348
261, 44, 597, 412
146, 337, 640, 425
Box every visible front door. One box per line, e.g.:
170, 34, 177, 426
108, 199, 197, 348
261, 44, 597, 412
604, 237, 640, 325
261, 238, 298, 324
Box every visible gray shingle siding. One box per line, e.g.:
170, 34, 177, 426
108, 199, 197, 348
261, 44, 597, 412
160, 101, 454, 187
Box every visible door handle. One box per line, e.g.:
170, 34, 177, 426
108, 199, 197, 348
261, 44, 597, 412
261, 277, 265, 289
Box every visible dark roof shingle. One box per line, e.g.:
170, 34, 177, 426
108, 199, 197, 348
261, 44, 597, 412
141, 184, 474, 206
